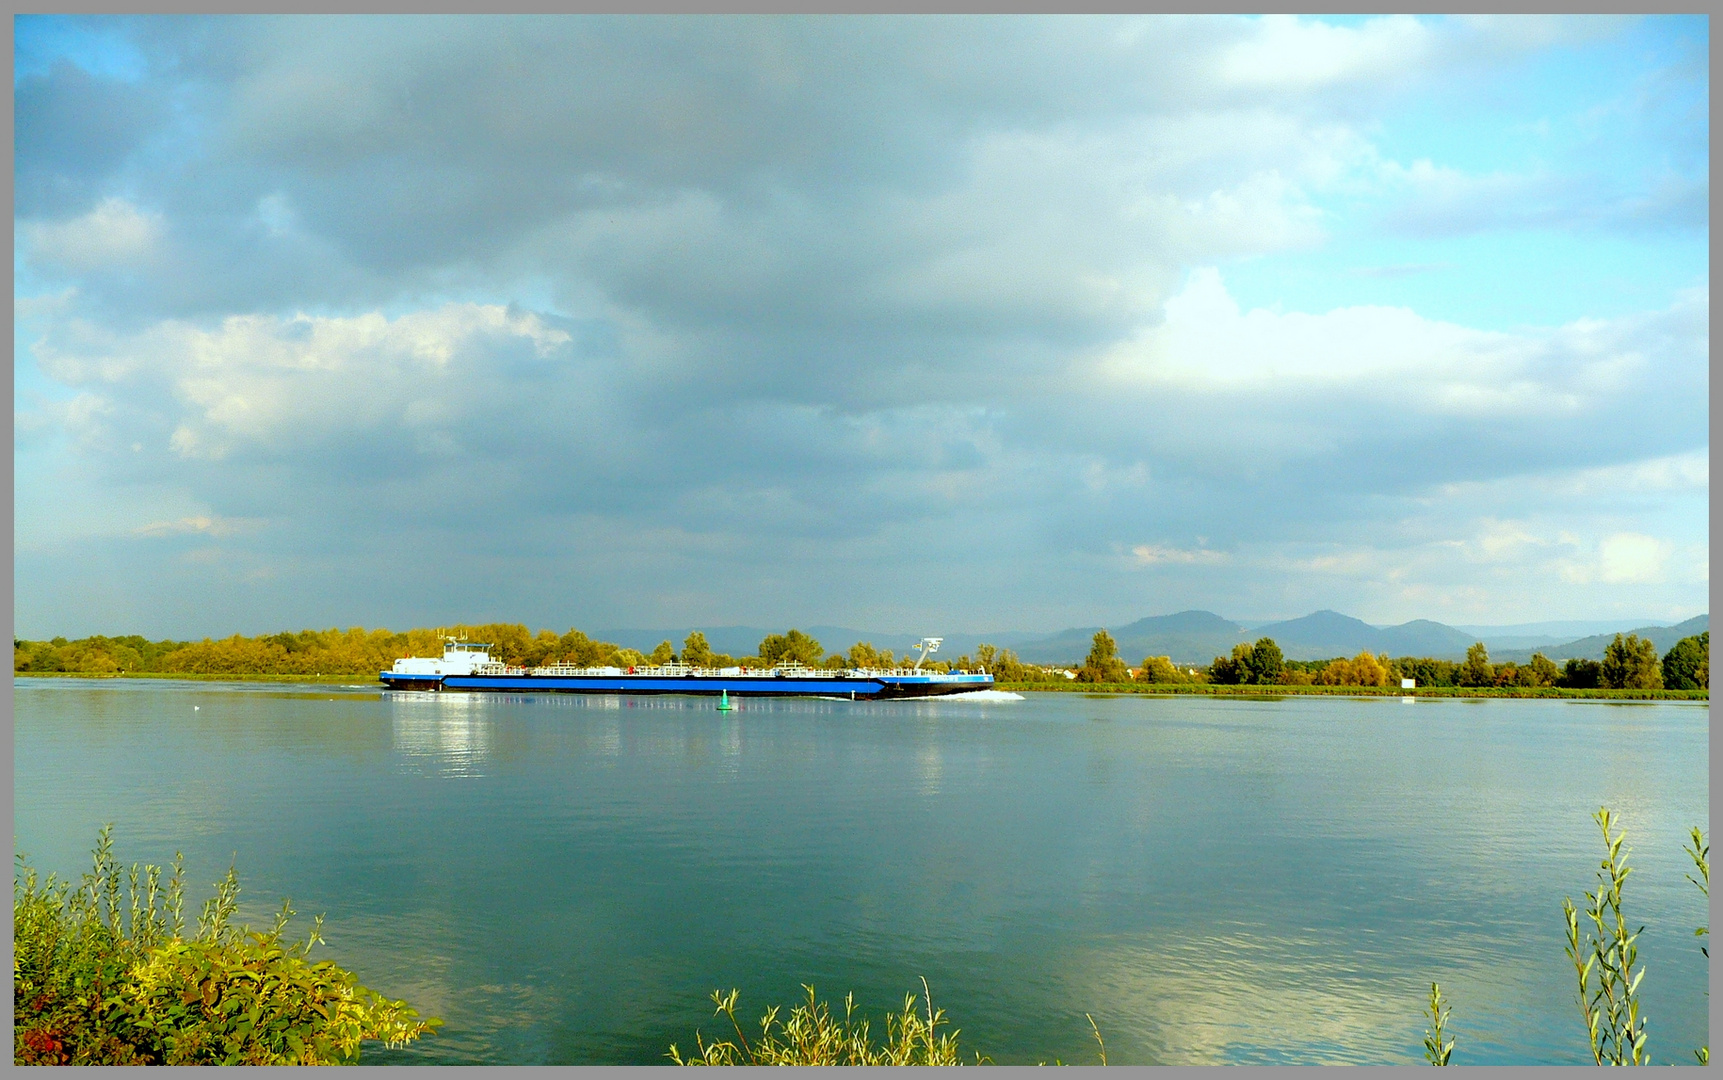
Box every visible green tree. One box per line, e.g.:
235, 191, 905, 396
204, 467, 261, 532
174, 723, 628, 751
1662, 632, 1709, 690
989, 648, 1042, 682
649, 640, 675, 665
1245, 637, 1283, 684
681, 631, 714, 667
1393, 657, 1459, 688
1209, 642, 1253, 685
843, 642, 897, 670
1459, 642, 1493, 687
1521, 652, 1561, 688
1601, 633, 1663, 690
758, 629, 823, 667
1560, 658, 1602, 689
1076, 630, 1130, 683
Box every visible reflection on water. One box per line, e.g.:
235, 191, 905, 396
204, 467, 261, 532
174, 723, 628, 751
390, 693, 493, 777
13, 683, 1709, 1065
917, 742, 943, 795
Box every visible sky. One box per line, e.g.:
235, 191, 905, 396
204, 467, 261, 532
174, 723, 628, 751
12, 14, 1710, 639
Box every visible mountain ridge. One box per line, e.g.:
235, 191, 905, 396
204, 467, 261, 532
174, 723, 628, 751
1008, 610, 1708, 666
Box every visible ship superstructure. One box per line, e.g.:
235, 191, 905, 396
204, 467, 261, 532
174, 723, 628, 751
380, 638, 993, 699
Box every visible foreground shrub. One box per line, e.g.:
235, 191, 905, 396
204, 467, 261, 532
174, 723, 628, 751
14, 828, 437, 1065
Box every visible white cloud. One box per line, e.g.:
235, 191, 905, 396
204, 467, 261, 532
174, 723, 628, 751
133, 515, 261, 539
1220, 14, 1434, 90
1132, 544, 1227, 566
22, 197, 162, 271
1436, 450, 1708, 502
36, 304, 574, 461
1093, 269, 1700, 429
1585, 532, 1673, 585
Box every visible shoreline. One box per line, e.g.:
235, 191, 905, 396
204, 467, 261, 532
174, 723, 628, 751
14, 670, 1707, 701
14, 671, 371, 687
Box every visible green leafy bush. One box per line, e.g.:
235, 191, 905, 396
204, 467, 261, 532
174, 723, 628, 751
14, 828, 438, 1065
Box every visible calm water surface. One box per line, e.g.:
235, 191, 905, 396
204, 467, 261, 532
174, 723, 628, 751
13, 680, 1710, 1065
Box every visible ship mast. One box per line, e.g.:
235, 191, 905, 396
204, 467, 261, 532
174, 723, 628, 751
910, 637, 942, 670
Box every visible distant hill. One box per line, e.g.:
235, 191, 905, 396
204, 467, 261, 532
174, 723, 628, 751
1249, 610, 1381, 659
1012, 608, 1709, 666
1012, 611, 1250, 666
1453, 619, 1664, 641
1245, 610, 1477, 661
1378, 619, 1479, 656
1491, 614, 1709, 665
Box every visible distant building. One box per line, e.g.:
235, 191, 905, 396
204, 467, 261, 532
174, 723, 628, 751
1401, 678, 1416, 689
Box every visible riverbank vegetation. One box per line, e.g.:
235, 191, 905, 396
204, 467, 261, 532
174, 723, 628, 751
11, 625, 1075, 682
1063, 629, 1707, 696
13, 829, 437, 1065
16, 625, 1705, 700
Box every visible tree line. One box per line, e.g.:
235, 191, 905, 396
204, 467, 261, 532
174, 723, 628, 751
1071, 630, 1708, 690
19, 624, 1702, 690
11, 625, 1072, 681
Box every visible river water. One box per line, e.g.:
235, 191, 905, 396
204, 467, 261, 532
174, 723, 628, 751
13, 679, 1710, 1065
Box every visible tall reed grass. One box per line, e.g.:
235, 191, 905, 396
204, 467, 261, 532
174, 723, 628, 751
670, 980, 978, 1065
1429, 810, 1709, 1066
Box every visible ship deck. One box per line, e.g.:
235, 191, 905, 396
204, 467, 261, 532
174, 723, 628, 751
379, 669, 993, 699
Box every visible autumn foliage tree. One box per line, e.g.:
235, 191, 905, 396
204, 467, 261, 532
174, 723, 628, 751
1315, 651, 1391, 687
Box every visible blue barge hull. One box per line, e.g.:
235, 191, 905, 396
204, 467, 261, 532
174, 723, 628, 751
379, 671, 993, 699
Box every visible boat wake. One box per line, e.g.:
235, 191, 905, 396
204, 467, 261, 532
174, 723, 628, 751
940, 689, 1025, 701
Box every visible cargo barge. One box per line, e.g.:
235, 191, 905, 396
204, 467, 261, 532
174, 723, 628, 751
379, 639, 992, 699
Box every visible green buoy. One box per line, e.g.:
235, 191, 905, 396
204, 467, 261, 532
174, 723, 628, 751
717, 688, 732, 712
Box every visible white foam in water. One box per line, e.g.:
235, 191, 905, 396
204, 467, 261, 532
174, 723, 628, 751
941, 689, 1025, 701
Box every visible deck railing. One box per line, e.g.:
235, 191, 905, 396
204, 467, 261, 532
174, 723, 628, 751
518, 662, 988, 679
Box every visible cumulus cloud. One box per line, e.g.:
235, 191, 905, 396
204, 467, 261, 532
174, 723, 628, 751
1558, 532, 1676, 586
11, 15, 1709, 635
